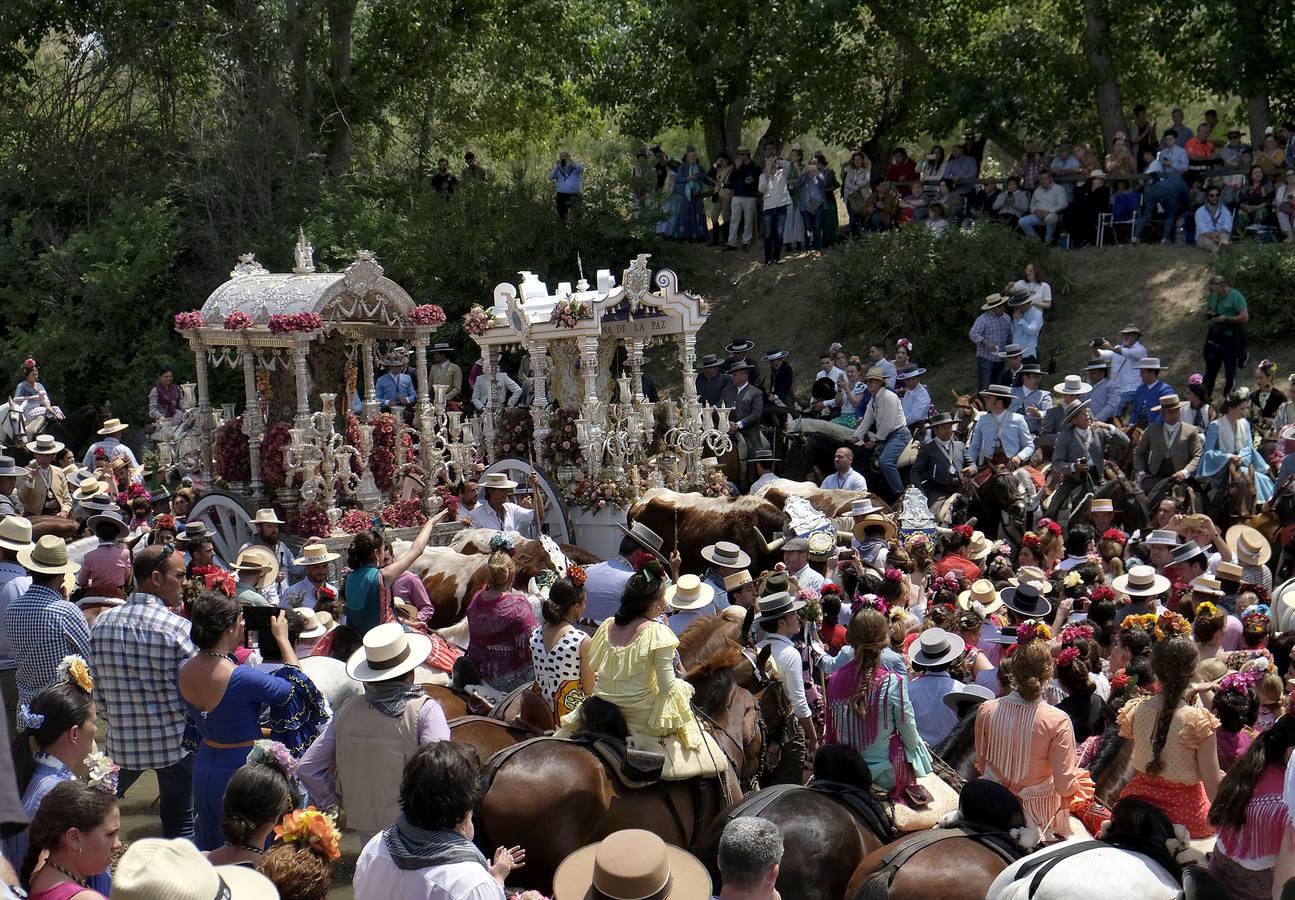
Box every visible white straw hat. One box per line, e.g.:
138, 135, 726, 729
346, 622, 433, 682
113, 838, 279, 900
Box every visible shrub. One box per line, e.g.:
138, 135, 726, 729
1213, 243, 1295, 342
815, 222, 1067, 366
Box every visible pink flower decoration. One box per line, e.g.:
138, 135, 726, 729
223, 311, 255, 330
409, 304, 447, 326
174, 310, 205, 331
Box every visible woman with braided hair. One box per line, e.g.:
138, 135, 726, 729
974, 632, 1097, 846
1117, 632, 1223, 836
823, 608, 932, 801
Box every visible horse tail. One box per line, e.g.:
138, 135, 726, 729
853, 869, 891, 900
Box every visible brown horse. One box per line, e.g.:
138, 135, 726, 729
698, 784, 889, 900
847, 830, 1016, 900
473, 646, 770, 891
29, 514, 78, 541
448, 715, 530, 759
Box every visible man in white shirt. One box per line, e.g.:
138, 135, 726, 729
866, 343, 897, 389
467, 471, 540, 533
748, 450, 780, 494
280, 543, 339, 610
781, 537, 824, 592
812, 353, 846, 415
898, 366, 933, 429
755, 591, 816, 765
1017, 169, 1069, 243
1104, 324, 1148, 418
81, 418, 141, 474
854, 367, 909, 497
471, 365, 523, 412
819, 447, 867, 492
1194, 185, 1233, 255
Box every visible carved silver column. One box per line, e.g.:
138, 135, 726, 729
628, 337, 645, 401
579, 335, 600, 424
241, 343, 265, 502
192, 336, 214, 482
528, 340, 550, 466
361, 338, 379, 422
291, 336, 312, 432
481, 345, 498, 463
411, 334, 431, 427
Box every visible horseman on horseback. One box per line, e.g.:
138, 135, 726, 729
1133, 393, 1204, 507
962, 385, 1041, 493
1045, 399, 1130, 520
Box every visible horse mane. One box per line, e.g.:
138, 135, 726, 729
1088, 725, 1126, 779
690, 669, 735, 717
934, 706, 980, 779
683, 643, 748, 683
678, 613, 732, 663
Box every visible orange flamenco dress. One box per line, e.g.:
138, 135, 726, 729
1117, 694, 1219, 838
975, 691, 1097, 844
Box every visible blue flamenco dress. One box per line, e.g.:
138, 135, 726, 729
1198, 417, 1274, 503
182, 663, 328, 850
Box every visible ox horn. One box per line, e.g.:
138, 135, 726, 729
754, 531, 785, 556
837, 529, 855, 543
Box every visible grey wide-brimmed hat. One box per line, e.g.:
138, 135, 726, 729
909, 628, 967, 667
1135, 357, 1164, 371
755, 590, 806, 625
942, 683, 995, 711
748, 448, 779, 467
698, 353, 721, 369
980, 384, 1015, 401
727, 359, 755, 373
996, 344, 1024, 359
616, 521, 667, 563
0, 455, 23, 477
87, 510, 130, 541
700, 541, 751, 569
379, 347, 410, 366
1061, 398, 1093, 426
1053, 375, 1092, 397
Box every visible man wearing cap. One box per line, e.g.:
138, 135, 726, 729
964, 384, 1037, 486
727, 148, 760, 251
1009, 292, 1044, 362
696, 354, 736, 408
239, 509, 298, 605
1129, 358, 1173, 427
1084, 356, 1121, 423
854, 367, 909, 498
281, 543, 340, 610
81, 418, 140, 473
765, 349, 794, 408
1204, 274, 1248, 397
911, 413, 966, 507
756, 592, 816, 766
375, 348, 416, 412
993, 343, 1026, 388
969, 293, 1011, 390
0, 517, 34, 733
1133, 393, 1204, 500
1101, 325, 1148, 418
782, 537, 825, 593
4, 536, 90, 706
1047, 400, 1129, 518
820, 446, 868, 492
428, 343, 463, 405
729, 360, 768, 468
1009, 363, 1052, 434
468, 471, 542, 533
18, 435, 71, 518
0, 456, 22, 519
699, 541, 750, 609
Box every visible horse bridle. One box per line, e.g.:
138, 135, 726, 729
692, 646, 777, 792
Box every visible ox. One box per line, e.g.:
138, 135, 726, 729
627, 488, 786, 574
451, 527, 601, 567
753, 477, 886, 517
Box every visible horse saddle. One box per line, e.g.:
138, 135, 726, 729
577, 734, 666, 788
807, 780, 897, 843
872, 825, 1024, 889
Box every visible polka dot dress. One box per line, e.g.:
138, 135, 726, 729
531, 625, 589, 717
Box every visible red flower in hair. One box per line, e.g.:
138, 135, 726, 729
1102, 528, 1128, 544
23, 358, 36, 369
1109, 671, 1130, 693
156, 514, 176, 531
204, 570, 237, 598
952, 524, 973, 540
1037, 518, 1062, 536
1055, 646, 1081, 667
1091, 585, 1116, 603
94, 448, 107, 460
567, 564, 587, 588
1021, 532, 1041, 550
820, 583, 841, 596
883, 567, 904, 583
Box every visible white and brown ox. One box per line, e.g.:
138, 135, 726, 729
396, 530, 567, 630
627, 488, 787, 574
753, 477, 888, 518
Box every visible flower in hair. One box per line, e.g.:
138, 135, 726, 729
1195, 600, 1219, 618
904, 533, 930, 548
58, 655, 94, 694
883, 567, 903, 583
489, 533, 516, 555
1241, 606, 1271, 634
1016, 621, 1052, 645
274, 807, 342, 861
83, 751, 120, 795
1021, 532, 1041, 550
820, 583, 842, 596
566, 563, 587, 588
1219, 669, 1262, 695
16, 703, 44, 732
1102, 528, 1128, 544
1090, 585, 1116, 604
952, 524, 973, 540
1055, 646, 1081, 667
851, 593, 890, 617
1060, 623, 1094, 646
1188, 372, 1203, 387
1037, 518, 1062, 536
1063, 571, 1082, 589
250, 739, 295, 774
897, 337, 913, 351
156, 514, 177, 531
23, 357, 36, 369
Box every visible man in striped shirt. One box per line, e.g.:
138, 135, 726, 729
969, 294, 1012, 390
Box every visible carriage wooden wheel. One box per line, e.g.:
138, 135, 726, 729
483, 457, 572, 546
186, 491, 256, 566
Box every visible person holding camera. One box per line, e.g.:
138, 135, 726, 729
1203, 274, 1249, 398
178, 591, 300, 850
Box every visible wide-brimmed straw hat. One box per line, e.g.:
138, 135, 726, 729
665, 575, 716, 612
1216, 561, 1244, 583
807, 530, 836, 563
113, 838, 279, 900
346, 622, 434, 683
18, 535, 81, 576
1189, 574, 1224, 597
1135, 357, 1164, 370
97, 418, 130, 435
1091, 498, 1114, 513
1226, 524, 1272, 566
765, 348, 789, 361
294, 608, 336, 640
1008, 566, 1054, 593
0, 455, 23, 477
175, 521, 214, 543
1169, 540, 1207, 566
849, 498, 887, 517
0, 516, 34, 553
1152, 393, 1183, 412
755, 590, 806, 626
72, 478, 106, 502
249, 508, 285, 526
553, 829, 711, 900
853, 513, 897, 544
1053, 375, 1092, 397
24, 434, 64, 455
723, 570, 754, 592
294, 542, 341, 566
1000, 581, 1052, 618
957, 578, 1003, 614
981, 293, 1007, 311
1112, 564, 1170, 598
700, 541, 751, 569
995, 344, 1024, 359
909, 628, 966, 667
233, 546, 279, 591
863, 367, 887, 383
966, 530, 993, 561
480, 472, 519, 490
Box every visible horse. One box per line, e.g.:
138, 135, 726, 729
1204, 457, 1258, 531
3, 404, 103, 466
472, 645, 776, 891
448, 715, 531, 759
964, 469, 1035, 543
951, 391, 984, 444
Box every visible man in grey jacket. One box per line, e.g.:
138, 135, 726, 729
1045, 399, 1129, 519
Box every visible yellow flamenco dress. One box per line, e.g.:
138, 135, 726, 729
556, 620, 727, 780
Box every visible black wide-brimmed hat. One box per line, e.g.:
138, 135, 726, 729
1000, 582, 1052, 618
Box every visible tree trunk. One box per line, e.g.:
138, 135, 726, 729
1083, 0, 1126, 154
703, 96, 746, 162
323, 0, 358, 176
1246, 95, 1271, 149
285, 0, 318, 157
